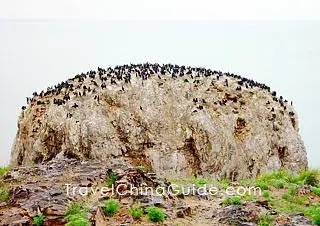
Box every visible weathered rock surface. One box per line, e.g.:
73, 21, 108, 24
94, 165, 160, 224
275, 213, 315, 226
11, 63, 307, 180
0, 158, 104, 225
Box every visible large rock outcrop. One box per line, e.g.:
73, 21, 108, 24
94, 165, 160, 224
10, 63, 308, 180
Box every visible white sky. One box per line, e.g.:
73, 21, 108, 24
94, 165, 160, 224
0, 0, 320, 20
0, 2, 319, 168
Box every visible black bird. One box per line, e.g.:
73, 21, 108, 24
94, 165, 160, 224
111, 78, 117, 85
289, 111, 295, 116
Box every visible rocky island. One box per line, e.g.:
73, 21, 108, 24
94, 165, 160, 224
12, 63, 307, 179
0, 63, 318, 226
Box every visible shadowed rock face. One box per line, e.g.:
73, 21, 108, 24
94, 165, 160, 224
11, 63, 307, 180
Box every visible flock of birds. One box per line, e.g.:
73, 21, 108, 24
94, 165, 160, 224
22, 63, 295, 119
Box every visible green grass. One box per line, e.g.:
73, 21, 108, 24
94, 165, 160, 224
187, 170, 317, 225
305, 204, 320, 226
65, 202, 87, 216
155, 170, 319, 224
271, 179, 286, 188
128, 202, 144, 220
281, 186, 307, 205
239, 179, 255, 186
255, 181, 269, 190
288, 186, 297, 195
268, 188, 319, 225
255, 171, 289, 189
32, 214, 45, 226
312, 187, 320, 196
262, 190, 271, 200
222, 196, 242, 205
269, 198, 304, 214
258, 213, 275, 226
0, 167, 10, 177
167, 176, 213, 189
217, 179, 232, 189
0, 189, 8, 201
258, 170, 289, 181
146, 207, 165, 222
194, 177, 210, 187
106, 171, 116, 187
65, 201, 90, 226
65, 219, 91, 226
104, 199, 120, 217
257, 169, 320, 225
255, 169, 319, 190
282, 194, 307, 205
298, 169, 320, 187
242, 192, 259, 201
250, 171, 319, 224
136, 166, 146, 172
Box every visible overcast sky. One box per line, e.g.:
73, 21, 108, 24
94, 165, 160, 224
1, 0, 320, 20
0, 2, 319, 168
